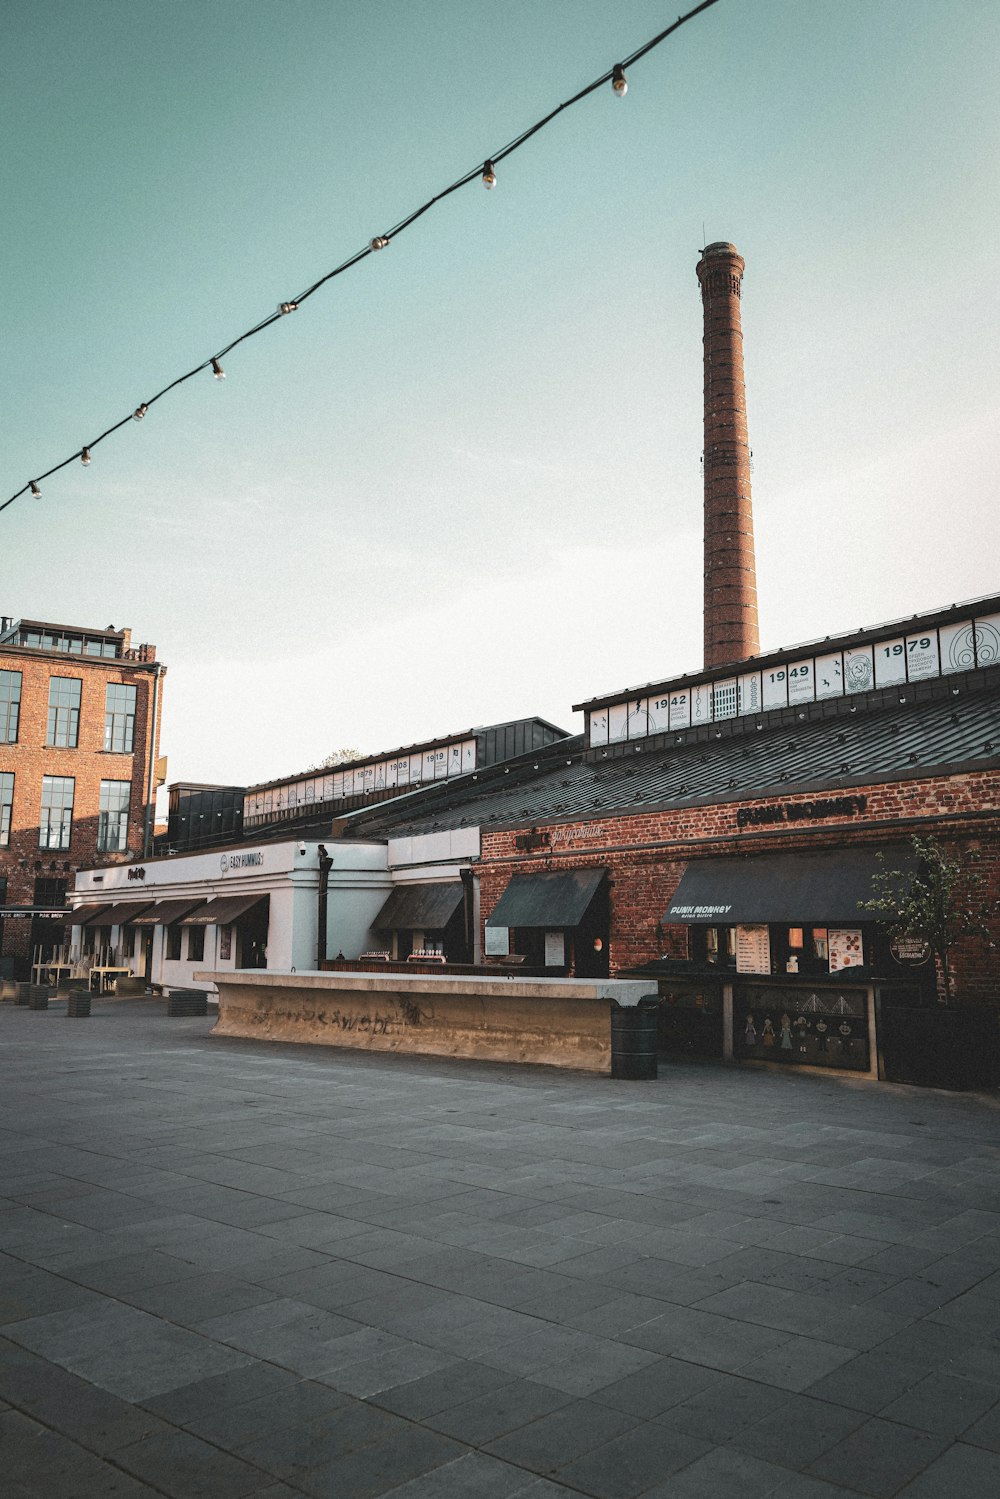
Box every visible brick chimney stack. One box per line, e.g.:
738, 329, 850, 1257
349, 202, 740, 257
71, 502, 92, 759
696, 241, 759, 669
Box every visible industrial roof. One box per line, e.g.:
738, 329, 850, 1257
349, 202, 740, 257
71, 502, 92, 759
341, 673, 1000, 841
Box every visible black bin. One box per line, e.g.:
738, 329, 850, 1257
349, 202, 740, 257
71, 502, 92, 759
611, 995, 660, 1080
167, 989, 208, 1017
67, 989, 92, 1018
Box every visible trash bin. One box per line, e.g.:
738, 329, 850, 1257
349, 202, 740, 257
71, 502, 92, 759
611, 994, 660, 1080
66, 988, 92, 1018
167, 989, 208, 1017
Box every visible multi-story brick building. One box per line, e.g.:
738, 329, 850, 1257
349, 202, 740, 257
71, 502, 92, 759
0, 615, 164, 978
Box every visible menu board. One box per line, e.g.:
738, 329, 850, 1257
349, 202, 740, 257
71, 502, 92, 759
829, 928, 864, 971
736, 924, 771, 975
544, 931, 566, 967
485, 925, 509, 956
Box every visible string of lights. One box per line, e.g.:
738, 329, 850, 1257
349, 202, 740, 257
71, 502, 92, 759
2, 0, 722, 517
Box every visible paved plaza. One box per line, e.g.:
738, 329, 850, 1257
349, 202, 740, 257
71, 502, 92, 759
3, 1002, 1000, 1498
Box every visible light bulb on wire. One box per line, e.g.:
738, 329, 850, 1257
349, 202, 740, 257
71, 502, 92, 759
278, 302, 298, 315
482, 160, 496, 190
211, 358, 225, 380
370, 236, 389, 251
612, 63, 628, 97
81, 448, 92, 466
30, 481, 41, 498
133, 403, 148, 421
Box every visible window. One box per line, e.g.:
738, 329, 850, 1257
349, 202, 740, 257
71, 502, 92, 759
0, 670, 21, 743
104, 683, 137, 752
47, 677, 81, 747
166, 925, 182, 960
97, 780, 131, 853
187, 927, 205, 962
0, 772, 12, 847
120, 925, 136, 958
33, 877, 67, 907
39, 777, 74, 849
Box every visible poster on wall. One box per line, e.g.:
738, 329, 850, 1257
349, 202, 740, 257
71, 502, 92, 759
485, 925, 509, 956
874, 638, 907, 687
843, 647, 875, 695
544, 931, 566, 967
736, 924, 771, 974
829, 928, 864, 971
814, 652, 844, 700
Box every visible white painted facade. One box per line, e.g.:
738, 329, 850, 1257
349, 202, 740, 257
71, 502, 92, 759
70, 827, 482, 991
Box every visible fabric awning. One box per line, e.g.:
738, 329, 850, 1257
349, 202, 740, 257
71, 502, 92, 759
179, 895, 267, 927
67, 903, 111, 926
374, 883, 464, 931
487, 869, 606, 929
96, 900, 154, 926
663, 845, 916, 926
130, 898, 207, 926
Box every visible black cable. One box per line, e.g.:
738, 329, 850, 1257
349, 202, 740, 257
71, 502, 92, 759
3, 0, 723, 516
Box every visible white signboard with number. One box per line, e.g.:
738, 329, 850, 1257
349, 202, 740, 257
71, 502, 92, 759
875, 638, 907, 687
647, 694, 671, 733
787, 660, 815, 704
762, 667, 788, 710
905, 631, 938, 679
669, 690, 690, 729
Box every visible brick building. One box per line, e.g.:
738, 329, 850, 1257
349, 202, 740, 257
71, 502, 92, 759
0, 615, 164, 978
335, 592, 1000, 1080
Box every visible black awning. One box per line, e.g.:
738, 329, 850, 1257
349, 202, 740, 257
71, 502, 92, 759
96, 900, 155, 926
179, 895, 266, 927
487, 868, 605, 929
130, 898, 207, 926
67, 903, 111, 926
663, 845, 916, 925
374, 882, 464, 931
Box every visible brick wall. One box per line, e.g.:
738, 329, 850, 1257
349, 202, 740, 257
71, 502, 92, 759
0, 646, 163, 972
477, 769, 1000, 1002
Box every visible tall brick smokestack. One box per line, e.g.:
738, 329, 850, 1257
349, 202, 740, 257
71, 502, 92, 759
696, 241, 759, 669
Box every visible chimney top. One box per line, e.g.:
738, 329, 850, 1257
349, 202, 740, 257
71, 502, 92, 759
701, 241, 740, 256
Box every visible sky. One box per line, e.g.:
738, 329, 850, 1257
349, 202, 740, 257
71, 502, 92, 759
2, 0, 998, 791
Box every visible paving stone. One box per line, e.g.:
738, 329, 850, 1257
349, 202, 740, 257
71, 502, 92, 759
552, 1420, 710, 1498
729, 1391, 866, 1470
484, 1397, 640, 1474
115, 1429, 271, 1497
806, 1416, 951, 1496
878, 1369, 999, 1437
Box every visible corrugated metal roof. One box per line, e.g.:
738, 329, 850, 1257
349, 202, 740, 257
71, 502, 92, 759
344, 682, 1000, 841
